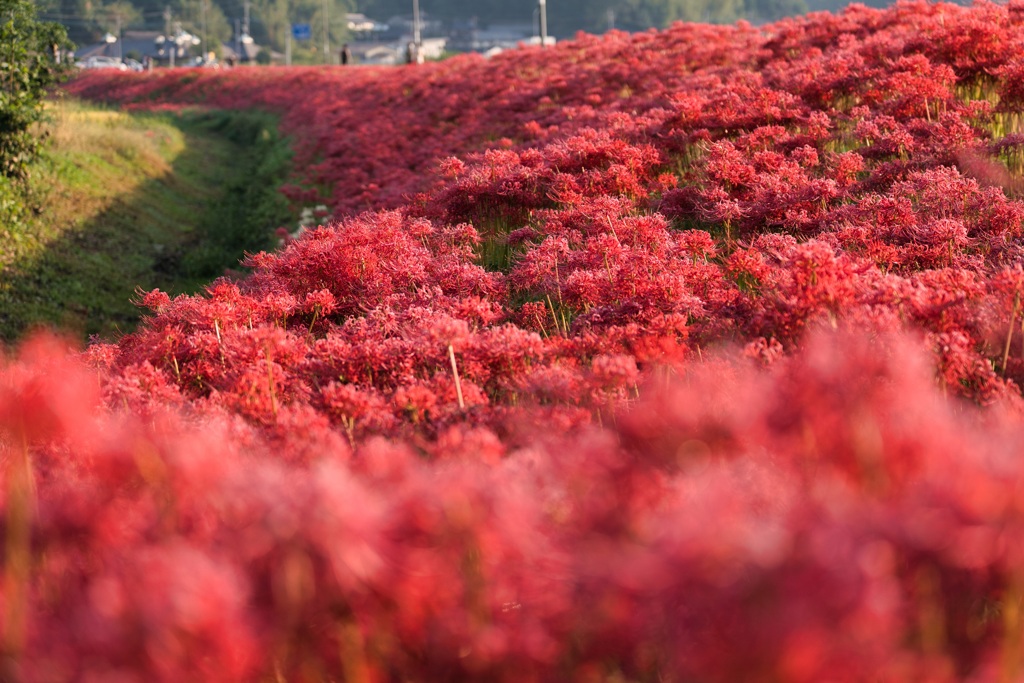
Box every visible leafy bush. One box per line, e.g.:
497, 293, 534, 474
0, 0, 70, 179
0, 0, 71, 230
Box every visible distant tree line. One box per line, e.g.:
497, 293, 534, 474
35, 0, 355, 61
39, 0, 939, 61
360, 0, 811, 34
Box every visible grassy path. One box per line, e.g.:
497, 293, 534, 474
0, 99, 293, 343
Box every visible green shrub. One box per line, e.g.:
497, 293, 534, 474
0, 0, 72, 226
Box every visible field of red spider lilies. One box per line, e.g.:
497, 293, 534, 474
9, 1, 1024, 680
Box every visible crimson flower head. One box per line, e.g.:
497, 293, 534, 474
138, 288, 172, 312
303, 289, 338, 316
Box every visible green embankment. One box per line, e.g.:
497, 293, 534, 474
0, 99, 294, 343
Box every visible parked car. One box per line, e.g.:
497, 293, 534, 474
122, 58, 144, 72
76, 55, 129, 71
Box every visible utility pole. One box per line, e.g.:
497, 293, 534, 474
538, 0, 547, 47
322, 0, 330, 63
201, 0, 208, 62
243, 0, 251, 36
116, 12, 122, 61
164, 5, 174, 67
412, 0, 420, 61
285, 0, 291, 65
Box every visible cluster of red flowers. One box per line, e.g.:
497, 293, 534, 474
69, 0, 1024, 411
10, 329, 1024, 681
9, 0, 1024, 679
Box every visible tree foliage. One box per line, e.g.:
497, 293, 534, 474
50, 0, 808, 54
0, 0, 70, 182
359, 0, 808, 33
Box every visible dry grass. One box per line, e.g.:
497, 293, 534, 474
46, 101, 180, 168
0, 99, 291, 342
